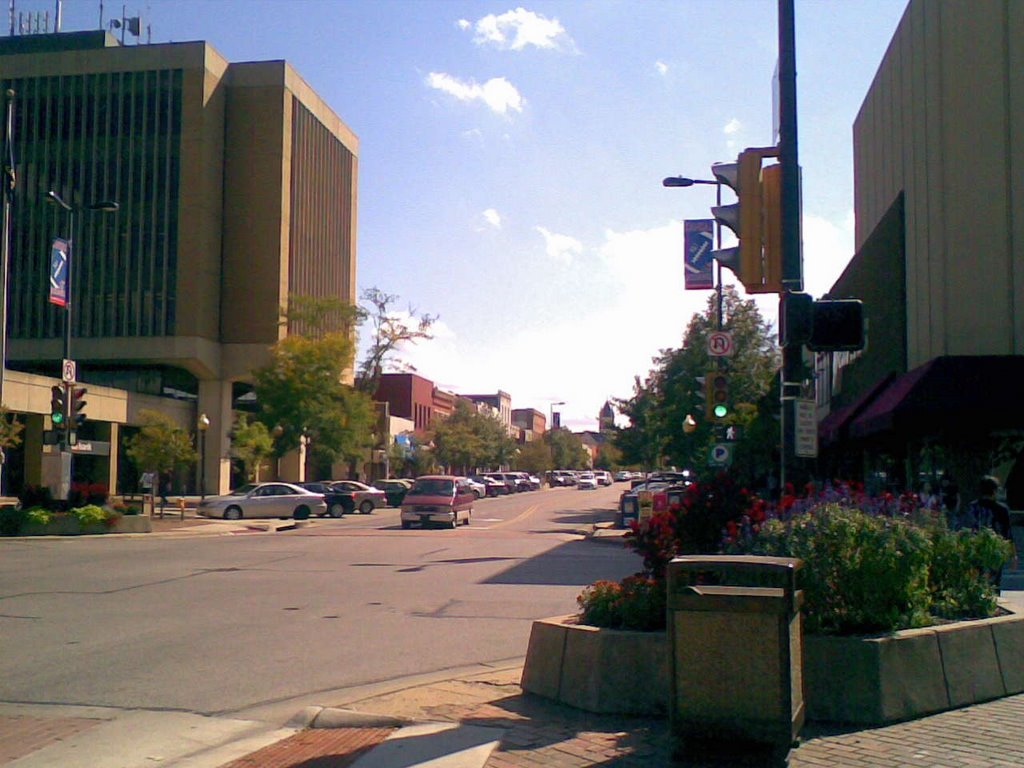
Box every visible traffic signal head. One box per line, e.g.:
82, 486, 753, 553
50, 385, 66, 426
710, 147, 782, 295
70, 387, 88, 428
705, 371, 729, 420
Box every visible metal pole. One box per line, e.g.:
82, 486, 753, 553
0, 90, 13, 494
715, 182, 723, 332
199, 429, 206, 501
778, 0, 802, 491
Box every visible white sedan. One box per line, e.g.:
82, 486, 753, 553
197, 482, 327, 520
577, 472, 598, 490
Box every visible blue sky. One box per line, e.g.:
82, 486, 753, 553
24, 0, 907, 430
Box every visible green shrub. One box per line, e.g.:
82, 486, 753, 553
71, 504, 113, 526
741, 505, 933, 635
0, 504, 26, 536
929, 527, 1012, 620
25, 507, 52, 526
577, 576, 666, 631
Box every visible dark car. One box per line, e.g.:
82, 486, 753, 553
372, 479, 411, 507
299, 481, 353, 518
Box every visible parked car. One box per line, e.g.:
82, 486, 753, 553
577, 472, 598, 490
299, 481, 353, 517
462, 476, 487, 499
614, 471, 631, 482
469, 475, 504, 497
400, 475, 475, 529
509, 471, 538, 491
328, 480, 387, 514
593, 470, 613, 486
197, 482, 327, 520
482, 472, 518, 494
372, 479, 412, 507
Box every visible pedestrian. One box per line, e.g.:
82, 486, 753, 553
952, 475, 1016, 591
140, 470, 155, 495
160, 476, 170, 507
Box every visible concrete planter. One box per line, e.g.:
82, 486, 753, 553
520, 615, 669, 715
19, 514, 152, 536
804, 608, 1024, 724
522, 607, 1024, 723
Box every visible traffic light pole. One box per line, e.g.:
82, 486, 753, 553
778, 0, 803, 492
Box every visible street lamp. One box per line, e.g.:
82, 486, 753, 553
662, 176, 724, 331
197, 413, 210, 500
44, 189, 118, 499
549, 401, 565, 433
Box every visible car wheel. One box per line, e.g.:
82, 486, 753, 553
293, 506, 311, 520
328, 503, 345, 518
401, 521, 412, 529
359, 500, 374, 514
473, 490, 482, 500
224, 506, 242, 520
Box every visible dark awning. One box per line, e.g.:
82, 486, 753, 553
848, 355, 1024, 440
818, 373, 896, 447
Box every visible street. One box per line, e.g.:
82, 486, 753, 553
0, 484, 634, 724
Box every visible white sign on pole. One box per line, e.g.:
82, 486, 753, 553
794, 398, 818, 458
61, 359, 76, 383
707, 331, 734, 357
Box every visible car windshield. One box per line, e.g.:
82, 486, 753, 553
409, 478, 454, 495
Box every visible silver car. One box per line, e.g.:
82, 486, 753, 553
197, 482, 326, 520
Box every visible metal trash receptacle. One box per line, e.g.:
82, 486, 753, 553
667, 555, 804, 760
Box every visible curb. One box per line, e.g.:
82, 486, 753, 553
288, 706, 411, 729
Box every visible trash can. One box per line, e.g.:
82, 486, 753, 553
667, 555, 804, 762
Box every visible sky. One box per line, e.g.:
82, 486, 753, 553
18, 0, 908, 430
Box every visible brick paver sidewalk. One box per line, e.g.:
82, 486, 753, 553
0, 715, 102, 765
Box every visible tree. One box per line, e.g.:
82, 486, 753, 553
355, 287, 437, 395
252, 296, 376, 468
614, 285, 780, 478
432, 400, 517, 472
515, 440, 552, 475
125, 409, 197, 483
546, 428, 589, 469
229, 414, 274, 482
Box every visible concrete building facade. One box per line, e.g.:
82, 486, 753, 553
817, 0, 1024, 491
0, 30, 358, 494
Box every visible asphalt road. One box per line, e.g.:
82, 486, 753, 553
0, 483, 635, 723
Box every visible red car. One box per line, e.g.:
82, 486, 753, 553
400, 475, 475, 529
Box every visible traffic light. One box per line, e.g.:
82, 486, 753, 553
70, 387, 88, 429
50, 385, 66, 427
705, 371, 729, 420
809, 299, 865, 351
710, 147, 782, 294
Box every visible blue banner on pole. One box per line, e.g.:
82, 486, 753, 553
684, 219, 714, 290
49, 238, 68, 307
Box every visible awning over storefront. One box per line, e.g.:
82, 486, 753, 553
818, 373, 896, 447
848, 355, 1024, 440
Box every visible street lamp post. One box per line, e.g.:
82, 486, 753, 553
44, 190, 118, 497
197, 413, 210, 500
549, 401, 565, 434
662, 176, 724, 331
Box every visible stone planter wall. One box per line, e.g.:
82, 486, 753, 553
523, 608, 1024, 724
521, 615, 669, 715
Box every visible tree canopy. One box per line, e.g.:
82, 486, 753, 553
431, 399, 517, 473
355, 287, 437, 395
613, 285, 780, 485
125, 409, 197, 476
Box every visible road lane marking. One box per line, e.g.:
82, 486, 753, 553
491, 504, 539, 529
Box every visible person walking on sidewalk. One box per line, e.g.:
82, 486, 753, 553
952, 475, 1016, 591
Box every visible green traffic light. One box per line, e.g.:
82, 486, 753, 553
52, 412, 64, 424
713, 404, 728, 419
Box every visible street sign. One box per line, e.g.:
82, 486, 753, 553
795, 398, 818, 458
707, 331, 734, 357
708, 443, 732, 466
61, 359, 76, 383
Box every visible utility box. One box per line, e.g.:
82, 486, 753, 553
667, 555, 804, 762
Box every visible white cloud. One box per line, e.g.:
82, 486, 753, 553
535, 226, 583, 264
482, 208, 502, 228
801, 210, 855, 298
425, 72, 524, 115
457, 19, 471, 30
467, 8, 575, 52
723, 118, 741, 135
655, 60, 669, 76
